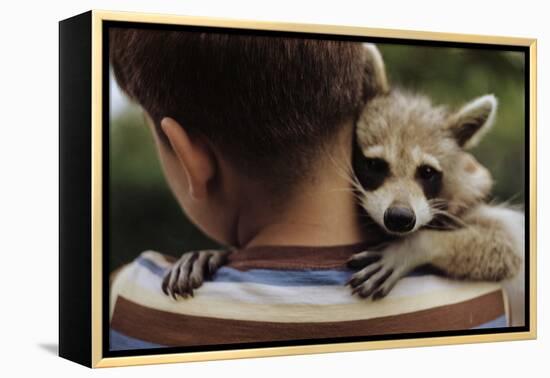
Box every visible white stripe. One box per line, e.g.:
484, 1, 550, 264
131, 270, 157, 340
128, 259, 502, 304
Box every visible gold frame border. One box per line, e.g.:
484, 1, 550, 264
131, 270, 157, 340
90, 9, 537, 368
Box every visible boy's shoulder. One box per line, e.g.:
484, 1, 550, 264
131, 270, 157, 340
108, 249, 509, 350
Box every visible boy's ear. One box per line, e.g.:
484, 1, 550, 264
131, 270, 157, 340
160, 117, 216, 200
446, 94, 498, 149
363, 43, 389, 95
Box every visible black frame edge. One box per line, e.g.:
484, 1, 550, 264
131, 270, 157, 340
59, 10, 93, 368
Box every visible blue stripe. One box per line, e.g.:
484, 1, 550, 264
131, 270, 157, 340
136, 256, 352, 286
136, 254, 432, 287
110, 329, 165, 351
214, 267, 352, 286
137, 256, 167, 276
472, 315, 508, 329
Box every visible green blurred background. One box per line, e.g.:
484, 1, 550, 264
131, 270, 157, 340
108, 43, 525, 272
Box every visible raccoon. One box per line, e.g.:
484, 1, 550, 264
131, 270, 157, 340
346, 45, 524, 301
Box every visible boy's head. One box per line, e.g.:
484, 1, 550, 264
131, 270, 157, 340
109, 28, 376, 246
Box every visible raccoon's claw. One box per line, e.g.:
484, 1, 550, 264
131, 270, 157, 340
348, 265, 403, 300
162, 249, 230, 300
348, 263, 400, 300
347, 249, 411, 300
346, 250, 383, 269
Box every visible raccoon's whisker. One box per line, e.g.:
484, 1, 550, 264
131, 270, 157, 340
428, 203, 447, 210
323, 148, 357, 187
430, 206, 462, 220
428, 198, 470, 214
425, 224, 455, 231
428, 198, 450, 206
427, 200, 448, 209
337, 169, 358, 189
348, 191, 369, 204
447, 200, 469, 210
430, 208, 456, 218
505, 192, 522, 204
350, 172, 367, 195
323, 147, 366, 199
430, 209, 467, 228
328, 184, 365, 198
429, 219, 462, 231
430, 216, 462, 229
326, 187, 357, 194
426, 222, 464, 231
494, 192, 523, 207
325, 186, 367, 206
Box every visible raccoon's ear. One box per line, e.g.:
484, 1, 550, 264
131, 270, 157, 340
362, 43, 390, 97
446, 94, 498, 149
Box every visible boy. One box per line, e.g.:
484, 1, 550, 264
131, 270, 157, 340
108, 28, 510, 350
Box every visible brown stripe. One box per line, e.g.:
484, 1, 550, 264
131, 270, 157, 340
160, 241, 388, 271
111, 290, 504, 347
227, 241, 388, 271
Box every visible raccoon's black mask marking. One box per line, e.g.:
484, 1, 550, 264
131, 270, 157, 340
352, 136, 388, 191
415, 164, 443, 199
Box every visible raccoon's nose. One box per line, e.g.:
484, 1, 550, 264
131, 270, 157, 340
384, 206, 416, 233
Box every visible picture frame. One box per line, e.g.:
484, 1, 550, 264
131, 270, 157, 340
59, 9, 537, 368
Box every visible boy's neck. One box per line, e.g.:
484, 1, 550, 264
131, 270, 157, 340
234, 132, 369, 249
240, 190, 368, 248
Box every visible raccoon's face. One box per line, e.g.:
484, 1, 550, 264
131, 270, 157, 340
353, 90, 496, 236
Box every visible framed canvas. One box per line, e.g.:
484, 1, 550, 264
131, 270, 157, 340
59, 10, 537, 368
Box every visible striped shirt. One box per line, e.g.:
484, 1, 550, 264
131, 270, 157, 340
109, 243, 508, 351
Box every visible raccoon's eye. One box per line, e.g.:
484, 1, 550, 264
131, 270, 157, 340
353, 153, 389, 191
365, 158, 389, 174
417, 165, 442, 181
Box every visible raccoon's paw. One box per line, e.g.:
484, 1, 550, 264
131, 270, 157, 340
483, 249, 523, 281
162, 250, 230, 300
346, 249, 413, 300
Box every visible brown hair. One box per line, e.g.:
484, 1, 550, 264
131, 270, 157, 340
109, 27, 372, 183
